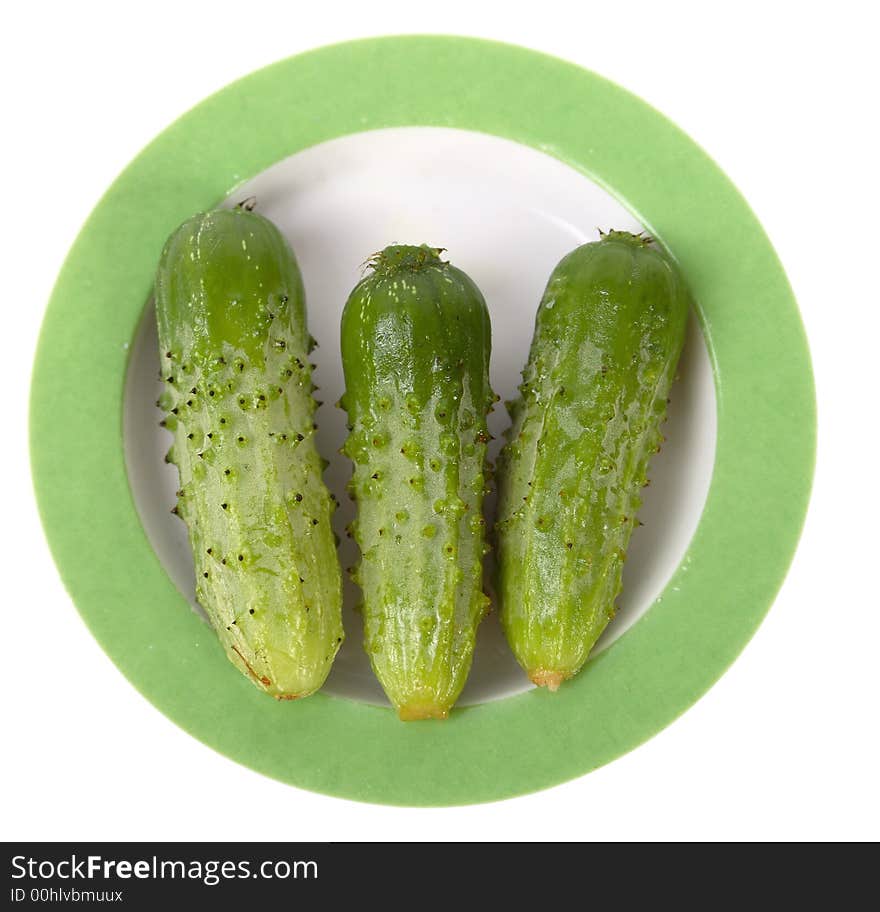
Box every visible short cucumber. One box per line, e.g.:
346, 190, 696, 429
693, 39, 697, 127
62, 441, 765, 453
340, 245, 493, 720
155, 205, 344, 699
496, 231, 690, 689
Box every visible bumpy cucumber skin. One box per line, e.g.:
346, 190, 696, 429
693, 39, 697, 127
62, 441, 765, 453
496, 231, 690, 689
340, 246, 493, 720
155, 207, 343, 699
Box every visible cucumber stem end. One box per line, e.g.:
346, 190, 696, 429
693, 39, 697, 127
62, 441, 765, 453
397, 703, 450, 722
529, 670, 566, 692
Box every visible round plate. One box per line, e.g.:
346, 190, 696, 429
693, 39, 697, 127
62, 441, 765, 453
30, 36, 815, 806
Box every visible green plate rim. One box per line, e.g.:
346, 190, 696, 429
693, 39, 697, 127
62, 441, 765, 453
29, 35, 815, 806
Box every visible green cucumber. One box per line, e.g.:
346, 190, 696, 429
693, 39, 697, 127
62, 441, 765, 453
496, 231, 690, 689
340, 245, 493, 720
155, 204, 343, 699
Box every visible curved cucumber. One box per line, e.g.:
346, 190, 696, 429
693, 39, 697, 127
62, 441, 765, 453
340, 246, 493, 720
155, 205, 343, 699
496, 231, 690, 689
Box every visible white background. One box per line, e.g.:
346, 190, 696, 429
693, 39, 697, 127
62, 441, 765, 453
3, 0, 878, 841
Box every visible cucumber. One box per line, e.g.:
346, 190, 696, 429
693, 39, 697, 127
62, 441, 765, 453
496, 231, 690, 689
155, 204, 343, 699
340, 245, 493, 720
